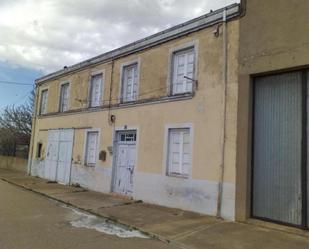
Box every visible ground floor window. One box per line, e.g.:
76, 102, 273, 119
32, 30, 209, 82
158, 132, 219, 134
167, 128, 191, 177
37, 143, 43, 158
85, 131, 99, 166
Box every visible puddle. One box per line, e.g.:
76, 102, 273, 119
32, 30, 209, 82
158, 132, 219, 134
67, 207, 149, 239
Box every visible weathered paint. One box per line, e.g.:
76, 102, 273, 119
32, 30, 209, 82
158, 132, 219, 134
30, 15, 240, 220
67, 206, 148, 238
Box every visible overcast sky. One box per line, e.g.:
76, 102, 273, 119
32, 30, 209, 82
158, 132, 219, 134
0, 0, 239, 108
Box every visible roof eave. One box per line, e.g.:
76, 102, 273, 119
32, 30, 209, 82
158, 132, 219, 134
35, 3, 241, 85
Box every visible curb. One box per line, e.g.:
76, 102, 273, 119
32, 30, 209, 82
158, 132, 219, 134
1, 177, 190, 249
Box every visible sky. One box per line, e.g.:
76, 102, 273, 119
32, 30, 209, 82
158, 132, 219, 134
0, 0, 239, 109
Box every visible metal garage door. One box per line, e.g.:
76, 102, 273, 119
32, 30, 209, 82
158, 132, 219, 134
45, 129, 74, 184
252, 70, 309, 228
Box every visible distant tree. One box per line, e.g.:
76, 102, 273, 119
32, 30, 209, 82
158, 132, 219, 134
0, 90, 35, 156
0, 128, 15, 156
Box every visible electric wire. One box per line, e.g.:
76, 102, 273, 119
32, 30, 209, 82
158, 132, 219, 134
0, 80, 33, 86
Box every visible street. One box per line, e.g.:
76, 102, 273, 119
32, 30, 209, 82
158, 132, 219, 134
0, 180, 178, 249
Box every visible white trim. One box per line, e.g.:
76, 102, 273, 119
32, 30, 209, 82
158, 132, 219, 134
119, 58, 141, 103
58, 80, 71, 112
90, 69, 105, 76
163, 123, 194, 179
166, 40, 199, 95
88, 70, 105, 107
111, 125, 140, 193
82, 128, 101, 167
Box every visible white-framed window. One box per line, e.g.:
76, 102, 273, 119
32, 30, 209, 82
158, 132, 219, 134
40, 89, 48, 114
167, 128, 191, 177
85, 131, 99, 166
90, 74, 103, 107
59, 83, 69, 112
121, 63, 138, 102
171, 47, 195, 95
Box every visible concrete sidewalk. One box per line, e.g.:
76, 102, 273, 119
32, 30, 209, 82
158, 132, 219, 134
1, 169, 309, 249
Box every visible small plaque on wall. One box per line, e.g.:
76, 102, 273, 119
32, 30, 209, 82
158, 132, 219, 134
107, 146, 113, 155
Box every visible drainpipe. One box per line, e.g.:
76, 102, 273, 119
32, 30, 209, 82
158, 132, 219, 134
217, 8, 228, 218
27, 84, 39, 175
108, 59, 115, 125
108, 59, 117, 193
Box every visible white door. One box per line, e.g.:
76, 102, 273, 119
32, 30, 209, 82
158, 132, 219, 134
56, 130, 74, 184
45, 130, 60, 181
45, 129, 74, 184
113, 131, 137, 195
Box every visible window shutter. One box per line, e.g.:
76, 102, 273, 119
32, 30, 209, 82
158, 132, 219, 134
60, 84, 69, 112
63, 85, 69, 110
173, 54, 185, 94
168, 128, 191, 176
40, 90, 48, 114
133, 65, 138, 99
185, 50, 195, 92
126, 67, 133, 101
90, 74, 102, 107
86, 132, 98, 165
168, 131, 182, 174
181, 130, 191, 175
43, 92, 47, 113
123, 63, 138, 102
172, 48, 195, 94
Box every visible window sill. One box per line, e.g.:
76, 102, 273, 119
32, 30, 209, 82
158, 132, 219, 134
88, 105, 101, 109
119, 99, 137, 105
170, 91, 193, 97
167, 173, 189, 179
84, 163, 96, 167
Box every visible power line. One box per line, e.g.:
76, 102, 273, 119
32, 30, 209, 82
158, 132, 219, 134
0, 80, 33, 86
0, 91, 30, 111
8, 89, 33, 107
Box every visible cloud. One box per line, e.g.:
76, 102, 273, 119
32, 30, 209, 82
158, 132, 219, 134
0, 0, 239, 73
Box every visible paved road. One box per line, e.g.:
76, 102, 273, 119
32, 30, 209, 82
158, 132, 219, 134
0, 180, 178, 249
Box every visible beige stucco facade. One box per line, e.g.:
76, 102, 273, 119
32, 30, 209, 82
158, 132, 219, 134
29, 0, 309, 226
236, 0, 309, 222
29, 5, 240, 220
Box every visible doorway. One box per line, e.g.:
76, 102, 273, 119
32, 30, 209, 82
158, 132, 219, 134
113, 130, 137, 196
45, 129, 74, 184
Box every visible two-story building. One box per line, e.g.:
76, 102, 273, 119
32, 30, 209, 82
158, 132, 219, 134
28, 0, 309, 229
28, 3, 240, 220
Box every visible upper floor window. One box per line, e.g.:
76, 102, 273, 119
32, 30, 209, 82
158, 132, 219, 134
121, 63, 138, 102
171, 47, 195, 95
59, 83, 70, 112
90, 74, 103, 107
167, 128, 191, 178
39, 89, 48, 115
